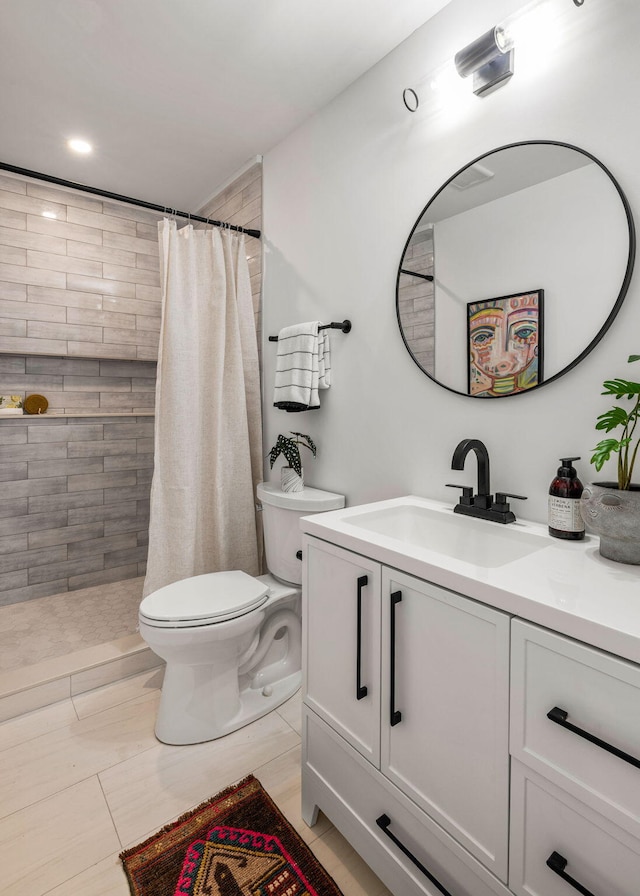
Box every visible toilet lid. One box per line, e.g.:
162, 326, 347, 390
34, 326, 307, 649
139, 571, 270, 626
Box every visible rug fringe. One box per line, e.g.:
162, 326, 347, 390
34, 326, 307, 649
118, 773, 257, 861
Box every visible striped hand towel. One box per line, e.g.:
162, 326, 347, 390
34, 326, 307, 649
273, 321, 331, 412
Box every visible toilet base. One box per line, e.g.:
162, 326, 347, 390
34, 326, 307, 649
154, 669, 301, 745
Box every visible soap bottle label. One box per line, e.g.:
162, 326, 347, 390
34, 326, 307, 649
548, 496, 585, 533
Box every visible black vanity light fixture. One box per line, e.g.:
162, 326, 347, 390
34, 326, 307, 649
454, 26, 514, 97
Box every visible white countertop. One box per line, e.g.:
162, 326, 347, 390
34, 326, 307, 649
301, 495, 640, 666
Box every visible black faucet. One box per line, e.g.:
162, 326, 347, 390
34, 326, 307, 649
448, 438, 526, 524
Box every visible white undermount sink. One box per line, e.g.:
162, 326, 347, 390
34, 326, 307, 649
345, 502, 549, 569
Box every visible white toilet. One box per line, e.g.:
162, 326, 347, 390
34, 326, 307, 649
139, 482, 345, 745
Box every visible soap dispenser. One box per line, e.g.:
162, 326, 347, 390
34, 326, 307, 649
548, 457, 585, 540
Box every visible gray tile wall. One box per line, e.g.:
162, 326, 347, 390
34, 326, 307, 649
398, 227, 435, 375
0, 416, 153, 605
0, 172, 163, 360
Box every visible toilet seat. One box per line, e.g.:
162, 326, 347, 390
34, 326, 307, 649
139, 570, 269, 628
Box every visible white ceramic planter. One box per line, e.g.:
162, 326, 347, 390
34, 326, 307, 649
281, 466, 303, 493
0, 408, 23, 416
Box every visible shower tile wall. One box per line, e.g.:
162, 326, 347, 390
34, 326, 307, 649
397, 226, 435, 375
0, 171, 161, 606
0, 414, 153, 606
0, 163, 263, 607
0, 171, 163, 360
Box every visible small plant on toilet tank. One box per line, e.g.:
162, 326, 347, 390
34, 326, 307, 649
581, 354, 640, 564
269, 432, 316, 493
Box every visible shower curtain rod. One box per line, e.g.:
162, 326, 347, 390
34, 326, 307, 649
0, 162, 262, 239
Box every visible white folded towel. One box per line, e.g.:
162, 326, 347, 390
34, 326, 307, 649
273, 321, 331, 412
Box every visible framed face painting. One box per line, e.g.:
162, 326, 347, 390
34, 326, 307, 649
467, 290, 544, 397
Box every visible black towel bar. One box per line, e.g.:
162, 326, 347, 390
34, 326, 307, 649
268, 320, 351, 341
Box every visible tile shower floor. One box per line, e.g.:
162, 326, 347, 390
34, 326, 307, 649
0, 577, 144, 672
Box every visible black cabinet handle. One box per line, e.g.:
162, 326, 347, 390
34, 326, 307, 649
547, 706, 640, 770
376, 814, 454, 896
390, 591, 402, 726
547, 851, 597, 896
356, 575, 368, 700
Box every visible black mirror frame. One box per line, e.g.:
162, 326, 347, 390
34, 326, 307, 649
395, 140, 636, 399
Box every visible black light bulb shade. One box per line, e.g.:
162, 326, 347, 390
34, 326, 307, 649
454, 26, 507, 78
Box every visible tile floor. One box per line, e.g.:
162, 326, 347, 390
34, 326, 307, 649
0, 670, 392, 896
0, 577, 144, 672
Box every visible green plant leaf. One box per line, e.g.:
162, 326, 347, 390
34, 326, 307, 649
595, 406, 631, 432
282, 443, 302, 474
290, 431, 317, 456
628, 355, 640, 363
268, 435, 301, 474
268, 443, 281, 469
590, 438, 621, 472
601, 378, 640, 399
590, 437, 631, 472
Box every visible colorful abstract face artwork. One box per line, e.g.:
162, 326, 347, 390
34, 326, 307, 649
467, 290, 543, 397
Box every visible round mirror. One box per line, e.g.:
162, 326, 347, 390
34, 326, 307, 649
396, 141, 635, 398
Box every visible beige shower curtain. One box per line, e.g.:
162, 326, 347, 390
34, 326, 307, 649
143, 220, 262, 597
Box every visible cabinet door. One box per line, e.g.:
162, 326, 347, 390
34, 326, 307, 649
303, 536, 381, 765
381, 568, 510, 882
510, 759, 640, 896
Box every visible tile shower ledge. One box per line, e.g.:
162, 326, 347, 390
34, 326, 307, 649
0, 412, 155, 420
0, 633, 163, 723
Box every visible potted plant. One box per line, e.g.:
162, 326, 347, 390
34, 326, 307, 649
268, 432, 316, 493
0, 395, 23, 416
581, 354, 640, 563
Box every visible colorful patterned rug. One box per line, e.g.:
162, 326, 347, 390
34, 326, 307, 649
120, 775, 344, 896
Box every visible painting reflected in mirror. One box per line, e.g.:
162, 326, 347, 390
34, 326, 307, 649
467, 290, 543, 396
396, 141, 635, 398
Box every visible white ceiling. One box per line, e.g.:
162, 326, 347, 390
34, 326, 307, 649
0, 0, 452, 211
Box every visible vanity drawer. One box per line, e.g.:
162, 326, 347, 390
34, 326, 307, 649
510, 759, 640, 896
510, 619, 640, 838
303, 707, 509, 896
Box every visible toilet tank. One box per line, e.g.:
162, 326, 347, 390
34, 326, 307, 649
256, 482, 345, 585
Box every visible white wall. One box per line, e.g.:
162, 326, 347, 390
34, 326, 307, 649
261, 0, 640, 524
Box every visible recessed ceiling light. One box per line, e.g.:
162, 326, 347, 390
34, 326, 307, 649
42, 210, 58, 219
67, 138, 93, 154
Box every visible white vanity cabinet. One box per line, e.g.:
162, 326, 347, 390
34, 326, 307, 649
302, 536, 511, 895
300, 495, 640, 896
